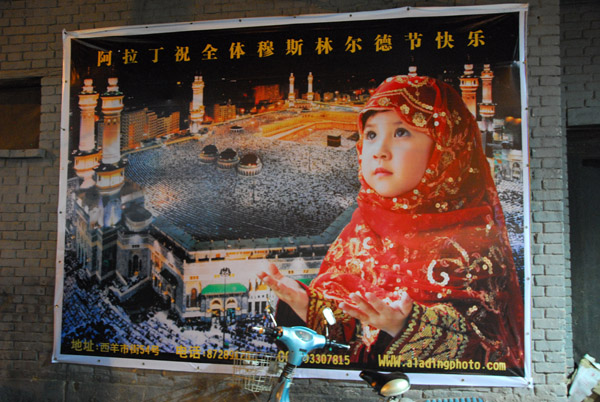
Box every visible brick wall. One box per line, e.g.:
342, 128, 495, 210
561, 0, 600, 126
0, 1, 570, 401
560, 0, 600, 378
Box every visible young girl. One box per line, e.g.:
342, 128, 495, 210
259, 75, 524, 370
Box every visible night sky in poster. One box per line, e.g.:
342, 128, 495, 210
68, 12, 521, 131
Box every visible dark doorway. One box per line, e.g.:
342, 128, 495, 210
567, 125, 600, 362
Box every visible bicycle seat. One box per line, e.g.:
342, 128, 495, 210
360, 369, 411, 397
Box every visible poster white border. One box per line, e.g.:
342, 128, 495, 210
53, 3, 532, 388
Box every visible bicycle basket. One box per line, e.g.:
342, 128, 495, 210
232, 351, 283, 393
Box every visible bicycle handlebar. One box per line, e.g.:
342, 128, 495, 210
324, 339, 351, 352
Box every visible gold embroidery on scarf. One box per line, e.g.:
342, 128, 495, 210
399, 88, 434, 111
444, 112, 454, 131
377, 97, 391, 107
343, 237, 365, 275
445, 238, 470, 265
439, 152, 454, 170
390, 202, 417, 211
329, 238, 344, 261
452, 109, 462, 125
435, 201, 448, 212
482, 256, 493, 274
346, 258, 363, 275
412, 112, 427, 127
362, 237, 375, 251
407, 76, 430, 89
381, 238, 394, 253
441, 182, 460, 195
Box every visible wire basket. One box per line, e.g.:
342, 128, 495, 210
232, 351, 283, 393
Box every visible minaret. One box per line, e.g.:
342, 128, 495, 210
95, 77, 126, 196
288, 73, 295, 106
478, 64, 496, 157
459, 63, 479, 118
307, 72, 314, 102
189, 75, 205, 134
479, 64, 496, 130
73, 78, 101, 189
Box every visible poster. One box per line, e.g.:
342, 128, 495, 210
54, 4, 531, 387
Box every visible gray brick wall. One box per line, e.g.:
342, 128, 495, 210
560, 0, 600, 381
0, 0, 572, 401
561, 0, 600, 126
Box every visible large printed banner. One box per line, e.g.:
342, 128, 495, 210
54, 5, 531, 387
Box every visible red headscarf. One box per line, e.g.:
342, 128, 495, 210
308, 76, 524, 368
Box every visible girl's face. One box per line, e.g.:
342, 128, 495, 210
361, 110, 434, 198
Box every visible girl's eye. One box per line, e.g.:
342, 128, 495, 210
365, 131, 377, 140
394, 128, 410, 138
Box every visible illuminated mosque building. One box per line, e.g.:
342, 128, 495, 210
68, 75, 344, 323
479, 64, 496, 134
459, 63, 479, 117
199, 144, 218, 163
189, 75, 206, 134
456, 63, 523, 182
237, 153, 262, 176
298, 72, 321, 106
217, 147, 239, 169
73, 77, 149, 285
72, 79, 101, 189
307, 72, 314, 102
198, 143, 261, 175
288, 73, 295, 106
95, 77, 126, 196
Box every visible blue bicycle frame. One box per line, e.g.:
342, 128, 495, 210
253, 314, 349, 402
